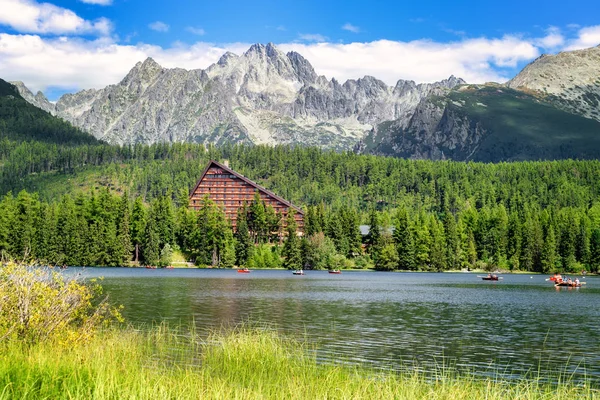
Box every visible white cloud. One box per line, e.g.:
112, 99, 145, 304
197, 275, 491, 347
565, 25, 600, 50
281, 37, 539, 84
79, 0, 112, 5
0, 0, 112, 35
186, 26, 205, 36
4, 27, 599, 98
535, 26, 565, 49
298, 33, 327, 42
342, 23, 360, 33
148, 21, 169, 32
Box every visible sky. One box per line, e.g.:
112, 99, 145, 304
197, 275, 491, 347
1, 0, 599, 100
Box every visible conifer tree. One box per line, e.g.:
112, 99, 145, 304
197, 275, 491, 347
115, 191, 133, 265
282, 213, 301, 270
589, 228, 600, 273
131, 196, 146, 263
235, 208, 253, 266
143, 218, 160, 266
443, 208, 458, 270
541, 226, 558, 273
393, 207, 414, 270
365, 208, 381, 257
248, 191, 267, 243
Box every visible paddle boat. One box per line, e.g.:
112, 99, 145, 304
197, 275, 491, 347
555, 281, 582, 287
328, 269, 342, 274
237, 268, 250, 273
292, 269, 304, 275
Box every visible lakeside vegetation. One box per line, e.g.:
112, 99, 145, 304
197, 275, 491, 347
3, 326, 596, 400
3, 143, 600, 271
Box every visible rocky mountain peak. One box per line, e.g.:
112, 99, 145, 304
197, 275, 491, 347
507, 45, 600, 122
286, 51, 317, 84
217, 51, 239, 66
121, 57, 163, 83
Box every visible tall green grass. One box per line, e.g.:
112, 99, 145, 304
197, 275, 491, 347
0, 325, 596, 399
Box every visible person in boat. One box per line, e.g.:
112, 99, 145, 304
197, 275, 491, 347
575, 278, 580, 285
567, 277, 573, 285
556, 273, 563, 283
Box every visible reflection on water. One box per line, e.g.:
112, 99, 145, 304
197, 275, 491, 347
68, 268, 600, 383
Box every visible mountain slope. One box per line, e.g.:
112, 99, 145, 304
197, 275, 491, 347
507, 45, 600, 122
12, 43, 463, 148
0, 78, 101, 145
365, 84, 600, 161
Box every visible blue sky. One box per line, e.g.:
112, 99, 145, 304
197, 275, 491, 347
1, 0, 599, 99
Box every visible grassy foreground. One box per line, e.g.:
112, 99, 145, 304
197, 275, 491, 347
0, 326, 595, 400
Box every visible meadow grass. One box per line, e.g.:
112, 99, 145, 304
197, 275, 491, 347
0, 325, 596, 400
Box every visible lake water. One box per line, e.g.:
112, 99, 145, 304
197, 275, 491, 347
67, 268, 600, 383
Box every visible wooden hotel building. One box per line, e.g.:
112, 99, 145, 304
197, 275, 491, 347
189, 160, 304, 232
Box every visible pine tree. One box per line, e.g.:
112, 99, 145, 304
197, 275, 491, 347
131, 196, 146, 263
589, 228, 600, 273
541, 226, 557, 273
235, 208, 253, 266
443, 208, 458, 270
393, 207, 414, 270
248, 191, 267, 243
429, 216, 447, 271
115, 191, 133, 265
282, 213, 301, 270
143, 218, 160, 266
365, 208, 381, 258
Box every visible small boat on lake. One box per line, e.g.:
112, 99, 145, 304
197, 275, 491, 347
555, 282, 582, 287
292, 270, 304, 275
145, 266, 157, 269
328, 269, 341, 274
479, 274, 502, 281
237, 268, 250, 273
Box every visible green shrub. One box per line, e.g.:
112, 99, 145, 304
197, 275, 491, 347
0, 262, 122, 346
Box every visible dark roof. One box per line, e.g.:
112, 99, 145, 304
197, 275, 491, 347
190, 160, 304, 215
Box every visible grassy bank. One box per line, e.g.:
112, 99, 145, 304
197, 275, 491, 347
0, 326, 595, 400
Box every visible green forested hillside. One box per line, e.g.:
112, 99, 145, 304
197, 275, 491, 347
0, 78, 101, 146
2, 141, 600, 273
447, 86, 600, 161
369, 85, 600, 162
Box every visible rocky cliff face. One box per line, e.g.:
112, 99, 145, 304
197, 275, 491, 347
11, 43, 463, 148
507, 45, 600, 122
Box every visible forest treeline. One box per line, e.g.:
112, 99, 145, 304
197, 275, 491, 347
3, 140, 600, 271
1, 182, 600, 272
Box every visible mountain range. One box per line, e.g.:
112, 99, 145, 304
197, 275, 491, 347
9, 43, 600, 162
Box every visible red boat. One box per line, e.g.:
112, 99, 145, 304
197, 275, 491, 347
479, 274, 502, 281
237, 268, 250, 273
328, 270, 341, 274
145, 266, 157, 269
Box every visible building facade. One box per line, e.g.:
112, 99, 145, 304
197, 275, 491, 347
189, 160, 304, 232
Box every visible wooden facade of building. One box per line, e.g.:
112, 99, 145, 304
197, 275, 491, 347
189, 160, 304, 232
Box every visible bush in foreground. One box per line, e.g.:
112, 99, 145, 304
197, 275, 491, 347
0, 262, 122, 345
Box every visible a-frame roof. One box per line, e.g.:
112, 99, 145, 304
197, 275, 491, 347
190, 160, 304, 215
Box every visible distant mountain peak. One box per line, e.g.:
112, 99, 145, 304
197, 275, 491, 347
217, 51, 239, 66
